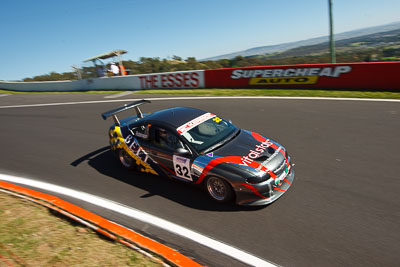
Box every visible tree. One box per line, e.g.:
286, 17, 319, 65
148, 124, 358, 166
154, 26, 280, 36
172, 55, 182, 61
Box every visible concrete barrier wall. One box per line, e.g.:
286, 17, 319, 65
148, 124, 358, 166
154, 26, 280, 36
1, 62, 399, 91
0, 70, 205, 92
0, 79, 83, 92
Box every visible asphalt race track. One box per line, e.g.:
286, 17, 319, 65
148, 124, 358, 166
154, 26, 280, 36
0, 93, 399, 266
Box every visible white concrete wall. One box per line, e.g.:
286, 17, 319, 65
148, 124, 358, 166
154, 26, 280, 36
0, 79, 83, 92
0, 70, 205, 92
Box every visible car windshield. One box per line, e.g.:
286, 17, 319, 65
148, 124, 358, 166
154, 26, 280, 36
180, 116, 238, 153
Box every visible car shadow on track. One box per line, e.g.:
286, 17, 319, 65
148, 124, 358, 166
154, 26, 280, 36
71, 146, 266, 212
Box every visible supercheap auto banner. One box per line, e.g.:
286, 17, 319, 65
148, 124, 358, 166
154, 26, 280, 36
204, 62, 400, 90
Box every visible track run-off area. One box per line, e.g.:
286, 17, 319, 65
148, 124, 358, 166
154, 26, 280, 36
0, 93, 399, 267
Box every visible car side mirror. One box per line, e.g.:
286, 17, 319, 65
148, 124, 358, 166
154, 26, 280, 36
175, 148, 191, 156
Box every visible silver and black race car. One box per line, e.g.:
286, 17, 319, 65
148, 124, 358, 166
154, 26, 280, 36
102, 99, 294, 206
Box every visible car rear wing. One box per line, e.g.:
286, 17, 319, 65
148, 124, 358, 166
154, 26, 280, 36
101, 99, 151, 125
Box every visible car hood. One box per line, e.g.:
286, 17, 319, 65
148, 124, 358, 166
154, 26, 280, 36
210, 130, 286, 171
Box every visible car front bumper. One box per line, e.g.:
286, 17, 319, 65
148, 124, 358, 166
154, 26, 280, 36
235, 167, 295, 206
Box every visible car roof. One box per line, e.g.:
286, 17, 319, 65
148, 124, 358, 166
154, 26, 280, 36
143, 107, 207, 129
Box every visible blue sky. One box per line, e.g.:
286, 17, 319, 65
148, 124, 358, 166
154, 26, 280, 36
1, 0, 399, 81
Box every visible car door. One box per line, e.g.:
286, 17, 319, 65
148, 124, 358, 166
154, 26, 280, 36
145, 125, 195, 182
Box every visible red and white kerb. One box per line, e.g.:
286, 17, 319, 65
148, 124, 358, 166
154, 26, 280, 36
177, 113, 216, 134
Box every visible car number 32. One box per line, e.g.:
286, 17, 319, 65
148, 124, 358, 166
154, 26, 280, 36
173, 155, 192, 181
175, 165, 190, 178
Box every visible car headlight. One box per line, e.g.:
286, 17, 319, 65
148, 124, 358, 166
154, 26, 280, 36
245, 173, 270, 184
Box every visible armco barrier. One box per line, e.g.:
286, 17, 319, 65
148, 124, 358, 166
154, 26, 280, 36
204, 62, 400, 90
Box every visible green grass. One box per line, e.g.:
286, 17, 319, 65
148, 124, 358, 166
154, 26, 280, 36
132, 88, 400, 99
1, 88, 400, 99
381, 57, 400, 61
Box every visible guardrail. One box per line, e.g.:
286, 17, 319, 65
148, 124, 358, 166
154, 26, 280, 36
1, 62, 399, 91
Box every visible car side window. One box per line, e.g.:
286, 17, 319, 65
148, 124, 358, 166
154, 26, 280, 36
150, 127, 184, 151
132, 125, 149, 141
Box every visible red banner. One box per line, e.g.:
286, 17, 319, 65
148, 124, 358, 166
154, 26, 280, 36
204, 62, 400, 90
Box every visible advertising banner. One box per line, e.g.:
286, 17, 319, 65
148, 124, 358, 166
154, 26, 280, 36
204, 62, 400, 90
137, 70, 204, 89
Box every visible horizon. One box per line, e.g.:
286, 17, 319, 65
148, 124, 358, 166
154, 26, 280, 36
240, 21, 400, 49
202, 20, 400, 58
1, 0, 400, 81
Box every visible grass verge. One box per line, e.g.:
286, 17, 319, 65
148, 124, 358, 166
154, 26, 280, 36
0, 191, 162, 267
132, 88, 400, 99
1, 88, 399, 99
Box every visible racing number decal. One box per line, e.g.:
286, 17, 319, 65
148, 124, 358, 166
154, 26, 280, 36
173, 155, 192, 181
176, 165, 190, 177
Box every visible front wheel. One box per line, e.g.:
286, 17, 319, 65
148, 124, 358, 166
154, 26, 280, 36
206, 177, 234, 203
118, 149, 137, 170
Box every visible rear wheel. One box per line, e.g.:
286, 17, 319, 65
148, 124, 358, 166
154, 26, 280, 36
206, 177, 234, 203
118, 149, 137, 170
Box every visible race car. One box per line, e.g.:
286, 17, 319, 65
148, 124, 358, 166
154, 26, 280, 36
101, 99, 294, 206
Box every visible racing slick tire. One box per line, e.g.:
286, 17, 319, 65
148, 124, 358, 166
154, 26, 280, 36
118, 149, 137, 170
205, 176, 234, 203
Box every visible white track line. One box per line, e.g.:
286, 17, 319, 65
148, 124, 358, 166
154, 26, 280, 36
104, 91, 132, 99
0, 94, 10, 98
0, 174, 276, 267
0, 96, 399, 109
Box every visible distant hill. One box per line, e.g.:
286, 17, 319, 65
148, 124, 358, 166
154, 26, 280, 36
202, 21, 400, 61
259, 28, 400, 60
